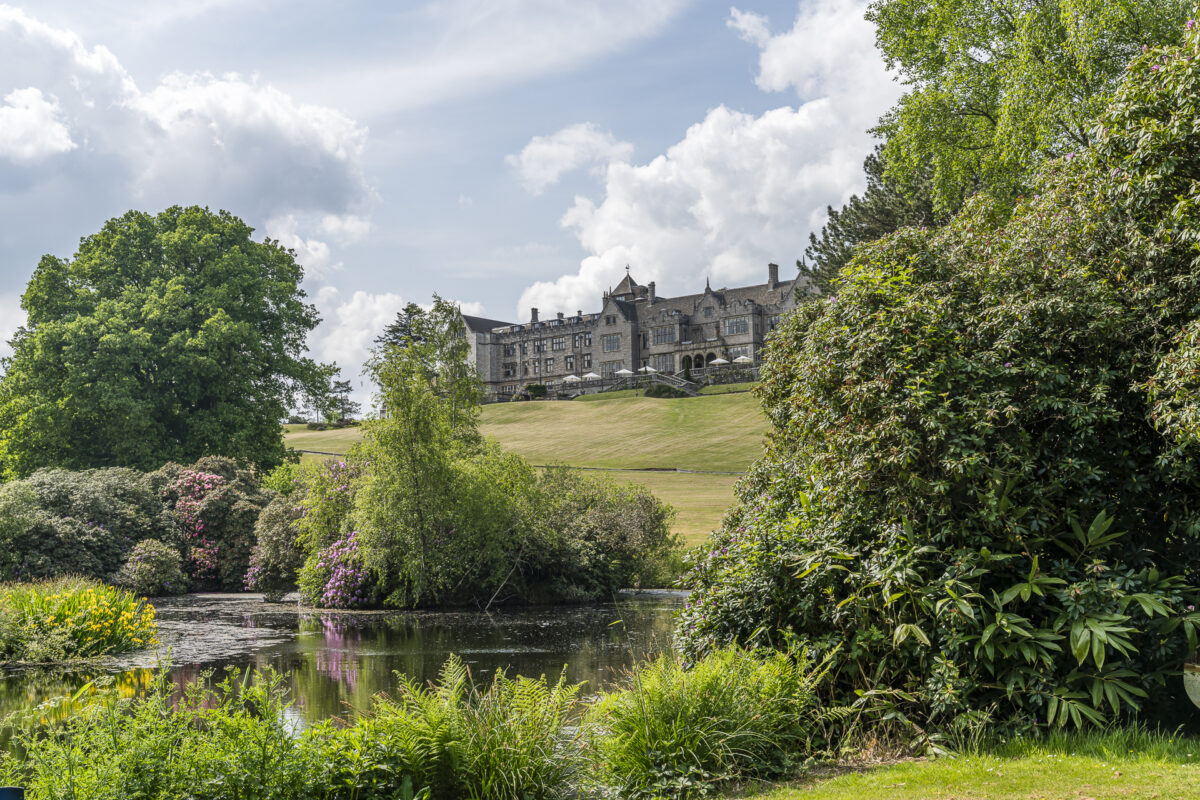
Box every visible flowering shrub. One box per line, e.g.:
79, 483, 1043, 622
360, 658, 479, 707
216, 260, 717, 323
114, 539, 188, 597
680, 19, 1200, 732
0, 577, 157, 662
149, 457, 271, 591
298, 531, 371, 609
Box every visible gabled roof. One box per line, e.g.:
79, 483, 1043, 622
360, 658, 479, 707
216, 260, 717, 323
612, 272, 640, 296
461, 313, 514, 333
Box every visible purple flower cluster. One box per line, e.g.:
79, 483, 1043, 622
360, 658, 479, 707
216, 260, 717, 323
316, 531, 370, 609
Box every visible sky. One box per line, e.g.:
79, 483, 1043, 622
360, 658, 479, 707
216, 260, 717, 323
0, 0, 902, 401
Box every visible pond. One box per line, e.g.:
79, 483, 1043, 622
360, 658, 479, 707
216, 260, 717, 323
0, 591, 684, 725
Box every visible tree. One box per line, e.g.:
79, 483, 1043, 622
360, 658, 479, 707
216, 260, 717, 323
373, 296, 482, 439
374, 302, 428, 350
0, 207, 330, 477
804, 145, 942, 292
869, 0, 1191, 214
681, 22, 1200, 729
319, 371, 361, 422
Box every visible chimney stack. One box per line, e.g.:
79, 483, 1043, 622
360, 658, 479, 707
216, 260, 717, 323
768, 262, 779, 289
557, 311, 564, 321
577, 309, 582, 317
648, 281, 656, 304
531, 307, 539, 323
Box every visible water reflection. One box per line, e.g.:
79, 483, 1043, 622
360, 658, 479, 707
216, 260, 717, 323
0, 592, 683, 726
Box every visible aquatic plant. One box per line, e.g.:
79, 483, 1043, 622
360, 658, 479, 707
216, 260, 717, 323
0, 577, 157, 662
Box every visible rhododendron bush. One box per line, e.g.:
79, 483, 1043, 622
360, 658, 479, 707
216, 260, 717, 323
680, 20, 1200, 731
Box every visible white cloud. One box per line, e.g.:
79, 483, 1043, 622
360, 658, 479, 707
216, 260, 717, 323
507, 122, 633, 194
266, 215, 335, 279
318, 213, 371, 242
0, 88, 75, 162
518, 1, 901, 317
0, 5, 373, 239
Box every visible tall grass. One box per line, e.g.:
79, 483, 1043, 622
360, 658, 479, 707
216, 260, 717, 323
0, 577, 156, 662
587, 644, 834, 799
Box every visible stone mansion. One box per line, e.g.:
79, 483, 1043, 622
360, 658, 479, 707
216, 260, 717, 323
462, 263, 816, 398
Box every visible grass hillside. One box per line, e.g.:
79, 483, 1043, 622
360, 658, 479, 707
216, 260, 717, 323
284, 391, 768, 545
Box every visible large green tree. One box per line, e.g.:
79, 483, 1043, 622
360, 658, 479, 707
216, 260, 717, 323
870, 0, 1191, 213
0, 206, 329, 477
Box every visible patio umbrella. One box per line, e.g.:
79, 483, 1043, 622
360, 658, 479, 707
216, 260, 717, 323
733, 355, 753, 364
710, 357, 730, 365
562, 374, 581, 382
615, 368, 634, 376
582, 372, 600, 379
638, 365, 658, 373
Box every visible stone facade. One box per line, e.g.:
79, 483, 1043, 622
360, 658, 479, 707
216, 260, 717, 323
462, 264, 816, 397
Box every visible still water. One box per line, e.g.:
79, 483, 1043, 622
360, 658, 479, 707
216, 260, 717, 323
0, 592, 684, 724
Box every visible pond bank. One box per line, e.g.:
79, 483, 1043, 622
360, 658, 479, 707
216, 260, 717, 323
0, 590, 685, 723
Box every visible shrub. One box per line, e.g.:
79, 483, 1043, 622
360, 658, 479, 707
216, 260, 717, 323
588, 645, 832, 798
149, 457, 271, 591
530, 468, 679, 600
297, 531, 371, 609
261, 462, 301, 497
0, 668, 318, 799
114, 539, 188, 597
0, 578, 156, 662
0, 468, 181, 582
642, 383, 688, 398
525, 383, 547, 398
320, 655, 583, 800
245, 497, 304, 602
679, 23, 1200, 731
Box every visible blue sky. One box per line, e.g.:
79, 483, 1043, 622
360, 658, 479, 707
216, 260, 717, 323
0, 1, 900, 397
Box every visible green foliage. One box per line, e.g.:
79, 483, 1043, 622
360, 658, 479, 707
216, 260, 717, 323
0, 578, 156, 662
1, 659, 582, 800
525, 383, 548, 398
292, 304, 682, 609
261, 462, 301, 497
0, 468, 180, 582
321, 655, 584, 800
244, 497, 305, 601
588, 644, 833, 799
869, 0, 1191, 213
681, 21, 1200, 731
805, 145, 942, 292
642, 383, 689, 398
149, 456, 271, 591
531, 468, 679, 600
114, 539, 188, 597
0, 668, 317, 799
0, 206, 331, 478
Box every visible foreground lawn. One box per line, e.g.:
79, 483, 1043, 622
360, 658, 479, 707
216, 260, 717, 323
742, 731, 1200, 800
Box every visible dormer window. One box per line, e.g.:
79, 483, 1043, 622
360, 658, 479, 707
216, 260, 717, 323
605, 315, 617, 325
704, 307, 713, 318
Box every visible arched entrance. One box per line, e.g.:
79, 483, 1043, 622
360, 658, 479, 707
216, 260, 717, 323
705, 352, 718, 366
692, 354, 705, 369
